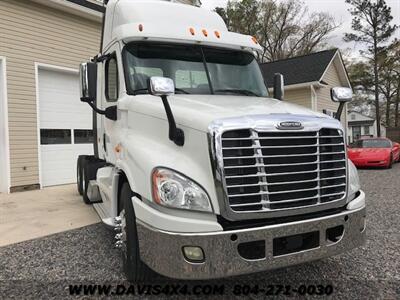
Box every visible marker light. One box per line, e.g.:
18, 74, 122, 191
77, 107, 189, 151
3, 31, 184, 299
189, 27, 195, 35
202, 29, 208, 37
138, 24, 143, 32
252, 36, 258, 44
114, 144, 122, 153
214, 31, 221, 38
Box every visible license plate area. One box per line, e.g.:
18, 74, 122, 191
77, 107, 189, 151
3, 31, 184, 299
273, 231, 319, 256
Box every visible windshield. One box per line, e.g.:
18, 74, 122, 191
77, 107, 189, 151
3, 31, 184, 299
353, 139, 392, 148
123, 43, 268, 97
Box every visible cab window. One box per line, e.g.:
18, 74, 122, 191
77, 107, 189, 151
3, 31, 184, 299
105, 55, 119, 101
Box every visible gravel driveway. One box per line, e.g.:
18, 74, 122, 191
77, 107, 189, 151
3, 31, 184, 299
1, 165, 399, 299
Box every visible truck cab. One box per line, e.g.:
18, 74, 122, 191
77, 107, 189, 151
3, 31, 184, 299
77, 0, 366, 282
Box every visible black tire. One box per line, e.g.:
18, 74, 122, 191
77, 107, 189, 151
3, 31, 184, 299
120, 182, 154, 282
82, 158, 105, 204
76, 155, 87, 195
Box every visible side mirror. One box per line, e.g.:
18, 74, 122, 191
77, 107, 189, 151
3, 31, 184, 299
393, 142, 399, 148
273, 73, 284, 100
148, 76, 175, 96
79, 62, 116, 121
148, 76, 184, 146
331, 87, 352, 121
331, 87, 352, 102
79, 62, 97, 103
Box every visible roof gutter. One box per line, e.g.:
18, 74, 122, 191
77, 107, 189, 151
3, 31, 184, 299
31, 0, 103, 22
268, 81, 323, 92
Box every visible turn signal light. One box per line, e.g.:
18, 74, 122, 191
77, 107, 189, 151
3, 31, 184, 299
114, 144, 122, 153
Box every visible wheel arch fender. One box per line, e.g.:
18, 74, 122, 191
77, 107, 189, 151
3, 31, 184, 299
115, 161, 140, 214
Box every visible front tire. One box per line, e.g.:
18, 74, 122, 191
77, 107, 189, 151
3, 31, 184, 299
120, 182, 154, 282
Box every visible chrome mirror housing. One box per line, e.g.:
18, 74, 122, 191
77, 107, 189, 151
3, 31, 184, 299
331, 87, 353, 103
148, 77, 175, 96
79, 62, 97, 102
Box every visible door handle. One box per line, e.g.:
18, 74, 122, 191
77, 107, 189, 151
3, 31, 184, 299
103, 133, 107, 153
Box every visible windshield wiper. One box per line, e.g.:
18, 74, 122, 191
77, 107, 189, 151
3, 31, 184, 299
175, 88, 190, 94
133, 88, 190, 95
132, 88, 148, 95
214, 89, 260, 97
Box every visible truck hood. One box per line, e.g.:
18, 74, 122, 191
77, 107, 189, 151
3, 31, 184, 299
125, 95, 333, 132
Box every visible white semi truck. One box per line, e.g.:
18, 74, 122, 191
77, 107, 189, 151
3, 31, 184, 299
77, 0, 366, 282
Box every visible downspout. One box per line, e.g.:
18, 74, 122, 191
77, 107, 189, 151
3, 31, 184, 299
99, 0, 108, 53
93, 0, 108, 158
310, 84, 317, 111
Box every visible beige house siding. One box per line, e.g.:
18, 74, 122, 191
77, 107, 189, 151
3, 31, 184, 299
316, 61, 348, 131
284, 88, 312, 109
0, 0, 101, 188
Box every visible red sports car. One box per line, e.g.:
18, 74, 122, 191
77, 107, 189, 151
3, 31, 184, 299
348, 138, 400, 168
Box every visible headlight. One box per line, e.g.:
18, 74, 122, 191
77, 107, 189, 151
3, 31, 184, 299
151, 168, 212, 213
348, 159, 360, 201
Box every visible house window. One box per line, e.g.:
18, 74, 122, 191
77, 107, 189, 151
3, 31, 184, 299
352, 126, 361, 142
351, 114, 356, 120
364, 126, 370, 135
323, 109, 336, 118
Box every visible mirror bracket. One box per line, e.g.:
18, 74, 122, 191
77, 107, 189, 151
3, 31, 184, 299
92, 53, 111, 63
161, 95, 185, 146
105, 105, 118, 121
335, 102, 345, 121
273, 73, 284, 100
86, 102, 117, 121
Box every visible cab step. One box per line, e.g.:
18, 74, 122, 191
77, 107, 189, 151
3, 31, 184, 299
86, 180, 103, 204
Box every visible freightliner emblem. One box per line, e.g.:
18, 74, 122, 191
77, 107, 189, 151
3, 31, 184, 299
277, 121, 304, 130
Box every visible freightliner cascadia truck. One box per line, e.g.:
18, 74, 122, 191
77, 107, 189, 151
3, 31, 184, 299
76, 0, 366, 282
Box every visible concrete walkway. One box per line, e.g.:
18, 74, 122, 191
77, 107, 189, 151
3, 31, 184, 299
0, 184, 100, 247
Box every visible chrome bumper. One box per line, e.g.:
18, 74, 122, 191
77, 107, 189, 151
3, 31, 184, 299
136, 201, 366, 280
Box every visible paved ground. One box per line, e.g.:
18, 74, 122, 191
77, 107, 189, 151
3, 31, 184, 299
0, 185, 99, 246
0, 165, 399, 299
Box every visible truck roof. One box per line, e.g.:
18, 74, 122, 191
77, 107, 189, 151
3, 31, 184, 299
102, 0, 261, 53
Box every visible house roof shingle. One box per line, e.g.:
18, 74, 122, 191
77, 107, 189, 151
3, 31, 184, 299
260, 49, 338, 88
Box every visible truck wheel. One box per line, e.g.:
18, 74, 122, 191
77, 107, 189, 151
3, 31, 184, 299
76, 155, 87, 195
120, 182, 154, 282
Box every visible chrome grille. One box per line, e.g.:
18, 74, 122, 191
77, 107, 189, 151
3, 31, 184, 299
221, 128, 347, 213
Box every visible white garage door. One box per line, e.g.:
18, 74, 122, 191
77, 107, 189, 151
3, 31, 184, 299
39, 68, 93, 187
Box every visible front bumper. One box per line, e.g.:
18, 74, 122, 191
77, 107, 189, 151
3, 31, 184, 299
136, 192, 366, 280
352, 158, 389, 167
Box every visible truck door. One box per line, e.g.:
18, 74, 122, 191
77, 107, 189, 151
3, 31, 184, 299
98, 44, 122, 165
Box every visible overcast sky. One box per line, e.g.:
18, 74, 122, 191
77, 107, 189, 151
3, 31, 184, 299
201, 0, 400, 56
